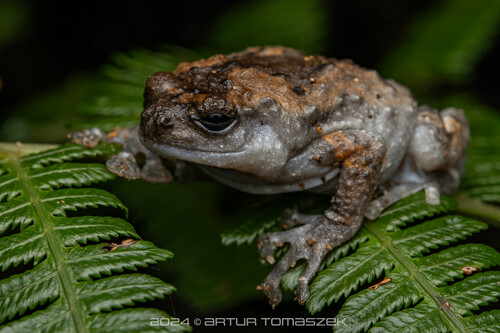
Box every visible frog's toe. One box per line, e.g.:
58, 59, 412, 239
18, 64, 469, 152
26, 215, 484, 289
279, 208, 300, 229
68, 127, 105, 148
296, 247, 325, 304
106, 152, 141, 179
141, 154, 172, 183
258, 216, 329, 306
424, 183, 441, 205
258, 223, 315, 262
259, 244, 308, 308
279, 209, 322, 229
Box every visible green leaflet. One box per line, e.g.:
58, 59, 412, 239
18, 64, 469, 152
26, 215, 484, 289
0, 143, 189, 332
379, 0, 500, 91
304, 194, 500, 333
462, 131, 500, 205
460, 103, 500, 207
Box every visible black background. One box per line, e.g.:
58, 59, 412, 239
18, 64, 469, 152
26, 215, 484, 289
1, 0, 499, 122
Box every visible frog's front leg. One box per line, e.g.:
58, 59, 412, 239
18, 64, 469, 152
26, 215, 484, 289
258, 131, 386, 307
69, 126, 172, 183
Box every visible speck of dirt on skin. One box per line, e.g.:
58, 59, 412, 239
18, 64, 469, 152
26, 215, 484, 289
306, 238, 316, 246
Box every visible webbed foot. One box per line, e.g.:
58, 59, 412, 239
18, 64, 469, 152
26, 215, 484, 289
258, 214, 359, 307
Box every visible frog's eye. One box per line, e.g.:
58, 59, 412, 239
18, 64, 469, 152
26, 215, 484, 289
198, 113, 235, 132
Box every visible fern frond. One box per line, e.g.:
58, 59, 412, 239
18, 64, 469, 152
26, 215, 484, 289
375, 192, 456, 231
391, 215, 487, 257
414, 244, 500, 286
20, 142, 119, 169
463, 310, 500, 333
462, 133, 500, 205
31, 163, 114, 190
308, 239, 394, 309
0, 144, 189, 332
55, 216, 139, 246
435, 96, 500, 213
304, 193, 500, 333
66, 242, 172, 280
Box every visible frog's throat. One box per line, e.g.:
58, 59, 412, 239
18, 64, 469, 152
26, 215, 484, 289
199, 165, 340, 194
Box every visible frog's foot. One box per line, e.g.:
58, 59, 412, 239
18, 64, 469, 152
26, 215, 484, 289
365, 181, 448, 220
258, 216, 357, 308
365, 183, 426, 220
69, 126, 172, 183
106, 152, 141, 179
68, 127, 105, 148
278, 209, 319, 229
365, 163, 465, 221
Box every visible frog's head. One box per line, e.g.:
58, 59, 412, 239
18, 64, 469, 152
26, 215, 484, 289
139, 47, 323, 178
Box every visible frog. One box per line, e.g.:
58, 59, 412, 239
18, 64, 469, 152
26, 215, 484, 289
70, 46, 469, 308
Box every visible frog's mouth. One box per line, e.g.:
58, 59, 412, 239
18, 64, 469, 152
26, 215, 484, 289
199, 164, 340, 194
141, 138, 248, 169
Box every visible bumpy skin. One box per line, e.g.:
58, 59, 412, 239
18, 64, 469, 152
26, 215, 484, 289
71, 46, 469, 308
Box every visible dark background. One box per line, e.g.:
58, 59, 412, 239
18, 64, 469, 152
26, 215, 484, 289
1, 0, 499, 125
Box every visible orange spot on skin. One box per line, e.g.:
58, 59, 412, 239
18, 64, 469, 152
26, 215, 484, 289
179, 93, 207, 104
322, 134, 336, 146
316, 125, 323, 133
174, 54, 227, 74
306, 238, 317, 246
107, 131, 118, 139
322, 132, 358, 161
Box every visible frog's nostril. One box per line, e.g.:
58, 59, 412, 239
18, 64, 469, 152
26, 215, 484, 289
159, 114, 174, 130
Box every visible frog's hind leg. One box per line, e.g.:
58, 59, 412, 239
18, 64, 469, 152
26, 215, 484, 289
365, 183, 426, 220
258, 130, 387, 307
366, 106, 469, 220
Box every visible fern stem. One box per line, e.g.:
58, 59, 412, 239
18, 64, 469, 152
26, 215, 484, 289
454, 192, 500, 229
6, 151, 89, 333
363, 221, 469, 333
